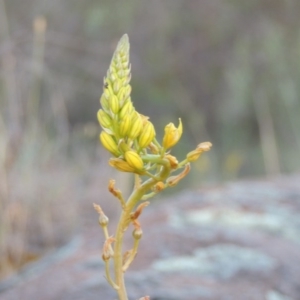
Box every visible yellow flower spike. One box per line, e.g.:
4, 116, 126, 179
138, 121, 156, 149
110, 95, 119, 114
124, 151, 144, 170
119, 114, 132, 137
97, 109, 112, 129
109, 158, 136, 173
165, 154, 178, 169
186, 142, 212, 162
128, 112, 143, 140
100, 131, 120, 157
162, 118, 183, 149
166, 163, 191, 187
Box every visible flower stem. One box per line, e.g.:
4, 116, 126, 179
113, 166, 171, 300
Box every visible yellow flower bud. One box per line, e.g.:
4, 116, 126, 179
124, 85, 132, 98
113, 79, 121, 94
119, 100, 133, 119
128, 112, 143, 140
109, 158, 136, 173
100, 131, 120, 157
119, 114, 132, 137
138, 121, 156, 149
110, 95, 119, 114
97, 109, 112, 128
117, 87, 126, 106
162, 118, 183, 149
124, 151, 144, 170
100, 94, 110, 112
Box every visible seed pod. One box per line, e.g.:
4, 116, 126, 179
124, 151, 144, 170
138, 121, 156, 149
100, 131, 120, 157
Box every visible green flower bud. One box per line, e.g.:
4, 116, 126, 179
100, 95, 110, 112
97, 109, 112, 128
110, 95, 119, 114
119, 100, 133, 119
132, 228, 143, 240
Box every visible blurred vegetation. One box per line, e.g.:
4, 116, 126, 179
1, 0, 300, 279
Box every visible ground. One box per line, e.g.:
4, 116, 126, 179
0, 174, 300, 300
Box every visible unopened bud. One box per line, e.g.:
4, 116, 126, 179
100, 131, 120, 157
119, 114, 132, 137
97, 109, 112, 128
109, 158, 136, 173
98, 214, 109, 227
128, 112, 143, 140
110, 95, 119, 114
119, 100, 133, 119
124, 151, 144, 170
100, 94, 110, 112
138, 121, 156, 149
132, 228, 143, 240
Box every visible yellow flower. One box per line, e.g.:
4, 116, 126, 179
162, 118, 183, 149
100, 131, 120, 157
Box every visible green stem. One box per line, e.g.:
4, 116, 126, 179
113, 164, 171, 300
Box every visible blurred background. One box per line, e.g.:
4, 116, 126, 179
1, 0, 300, 282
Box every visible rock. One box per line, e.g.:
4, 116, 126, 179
0, 174, 300, 300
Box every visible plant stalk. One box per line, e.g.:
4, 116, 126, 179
113, 166, 170, 300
